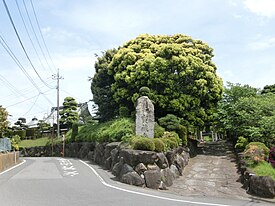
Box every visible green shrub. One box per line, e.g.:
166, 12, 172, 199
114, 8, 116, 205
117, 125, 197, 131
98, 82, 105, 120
158, 114, 180, 131
71, 122, 79, 142
154, 123, 165, 138
139, 86, 150, 96
251, 161, 275, 180
178, 125, 187, 145
13, 130, 26, 139
97, 118, 134, 142
119, 106, 130, 117
235, 136, 248, 151
132, 136, 155, 151
244, 142, 270, 166
153, 138, 166, 152
11, 135, 21, 151
159, 131, 180, 150
75, 118, 134, 143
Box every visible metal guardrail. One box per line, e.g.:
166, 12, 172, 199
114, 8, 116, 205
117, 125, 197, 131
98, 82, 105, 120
0, 138, 11, 152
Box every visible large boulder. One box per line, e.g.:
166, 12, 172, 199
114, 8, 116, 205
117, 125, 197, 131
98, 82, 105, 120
119, 149, 157, 167
166, 150, 177, 166
104, 142, 120, 159
94, 143, 106, 165
135, 163, 147, 175
112, 157, 124, 177
144, 170, 161, 189
161, 168, 175, 187
120, 164, 134, 177
121, 171, 145, 187
173, 154, 185, 175
170, 164, 180, 179
156, 153, 169, 169
249, 175, 275, 198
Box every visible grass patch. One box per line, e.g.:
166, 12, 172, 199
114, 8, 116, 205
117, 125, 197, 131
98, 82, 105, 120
250, 161, 275, 180
19, 137, 50, 148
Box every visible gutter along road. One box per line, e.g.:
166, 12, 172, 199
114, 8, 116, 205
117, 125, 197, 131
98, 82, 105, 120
0, 157, 271, 206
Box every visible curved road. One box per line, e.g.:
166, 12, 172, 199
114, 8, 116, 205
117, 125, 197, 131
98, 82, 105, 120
0, 158, 272, 206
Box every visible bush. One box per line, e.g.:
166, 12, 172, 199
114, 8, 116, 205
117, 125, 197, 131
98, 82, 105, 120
13, 130, 26, 139
11, 135, 21, 151
153, 138, 166, 152
268, 146, 275, 168
119, 106, 130, 117
139, 86, 150, 96
97, 118, 134, 142
178, 125, 187, 146
235, 136, 248, 151
160, 131, 180, 150
154, 123, 165, 138
132, 136, 155, 151
75, 118, 134, 143
244, 142, 270, 166
158, 114, 180, 131
71, 122, 79, 142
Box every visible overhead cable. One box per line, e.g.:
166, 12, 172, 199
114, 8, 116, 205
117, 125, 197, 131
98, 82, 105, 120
2, 0, 55, 89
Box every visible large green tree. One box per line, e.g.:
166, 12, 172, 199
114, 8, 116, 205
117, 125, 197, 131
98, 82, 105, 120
91, 34, 223, 126
261, 83, 275, 94
0, 105, 9, 137
214, 82, 275, 147
60, 97, 79, 129
90, 49, 119, 121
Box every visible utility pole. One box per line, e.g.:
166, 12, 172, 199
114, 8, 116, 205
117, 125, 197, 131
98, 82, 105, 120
52, 69, 63, 156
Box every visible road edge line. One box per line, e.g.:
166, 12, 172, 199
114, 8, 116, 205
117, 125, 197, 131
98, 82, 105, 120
79, 160, 231, 206
0, 159, 26, 176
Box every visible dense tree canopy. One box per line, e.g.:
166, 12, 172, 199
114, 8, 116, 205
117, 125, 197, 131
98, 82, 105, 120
91, 34, 223, 125
214, 82, 275, 147
261, 84, 275, 94
60, 97, 79, 129
91, 49, 119, 121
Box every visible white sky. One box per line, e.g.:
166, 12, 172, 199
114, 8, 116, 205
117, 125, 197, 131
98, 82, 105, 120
0, 0, 275, 123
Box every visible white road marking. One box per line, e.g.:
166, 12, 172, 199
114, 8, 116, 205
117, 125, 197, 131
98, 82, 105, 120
79, 160, 232, 206
0, 159, 26, 176
57, 158, 79, 177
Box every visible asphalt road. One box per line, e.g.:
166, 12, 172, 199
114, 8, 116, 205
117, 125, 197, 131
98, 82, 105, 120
0, 157, 272, 206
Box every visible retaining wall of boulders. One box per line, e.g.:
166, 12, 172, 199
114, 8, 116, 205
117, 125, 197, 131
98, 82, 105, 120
236, 152, 275, 198
20, 142, 190, 189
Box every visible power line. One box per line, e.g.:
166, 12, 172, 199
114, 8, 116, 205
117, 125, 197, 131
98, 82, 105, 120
0, 34, 54, 106
2, 0, 54, 89
30, 0, 57, 72
22, 0, 55, 74
21, 92, 40, 116
15, 0, 52, 77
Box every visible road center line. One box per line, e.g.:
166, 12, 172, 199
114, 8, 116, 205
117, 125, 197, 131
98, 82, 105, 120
79, 160, 232, 206
0, 159, 26, 176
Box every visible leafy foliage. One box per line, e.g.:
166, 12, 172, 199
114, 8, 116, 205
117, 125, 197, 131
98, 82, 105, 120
91, 34, 223, 125
261, 84, 275, 95
154, 122, 165, 138
60, 97, 79, 129
71, 122, 79, 142
215, 82, 275, 147
235, 136, 248, 151
268, 146, 275, 168
152, 138, 166, 152
0, 106, 9, 137
75, 118, 134, 143
251, 161, 275, 180
132, 136, 155, 151
90, 49, 119, 121
244, 142, 270, 166
11, 135, 21, 151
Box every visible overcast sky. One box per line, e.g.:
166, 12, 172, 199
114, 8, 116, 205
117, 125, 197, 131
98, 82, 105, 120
1, 0, 275, 123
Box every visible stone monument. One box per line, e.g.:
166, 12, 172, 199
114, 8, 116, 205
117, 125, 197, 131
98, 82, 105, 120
135, 87, 154, 138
